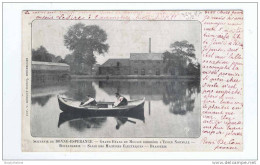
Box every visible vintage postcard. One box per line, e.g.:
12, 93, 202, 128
22, 10, 243, 152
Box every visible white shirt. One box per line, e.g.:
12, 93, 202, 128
113, 97, 124, 106
82, 98, 95, 106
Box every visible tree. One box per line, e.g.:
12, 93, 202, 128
32, 46, 66, 63
163, 40, 200, 76
170, 40, 196, 59
32, 46, 53, 62
64, 54, 78, 74
64, 23, 109, 74
163, 50, 181, 75
64, 54, 75, 64
187, 63, 200, 75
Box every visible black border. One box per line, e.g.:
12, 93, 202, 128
2, 2, 258, 161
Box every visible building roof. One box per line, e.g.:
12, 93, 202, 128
32, 61, 70, 71
32, 61, 69, 67
130, 53, 163, 61
101, 59, 130, 67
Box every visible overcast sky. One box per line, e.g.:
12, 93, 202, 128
32, 20, 201, 64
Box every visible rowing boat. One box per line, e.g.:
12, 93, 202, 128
57, 105, 145, 128
57, 95, 145, 113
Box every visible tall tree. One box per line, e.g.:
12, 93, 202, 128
163, 40, 200, 76
64, 23, 109, 74
170, 40, 196, 59
64, 54, 75, 64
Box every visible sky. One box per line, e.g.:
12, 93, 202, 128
32, 20, 201, 64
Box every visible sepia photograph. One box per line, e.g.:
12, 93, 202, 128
1, 1, 252, 159
31, 20, 201, 138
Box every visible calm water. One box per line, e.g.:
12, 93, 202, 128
31, 79, 201, 138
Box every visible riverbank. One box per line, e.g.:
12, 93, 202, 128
70, 75, 200, 80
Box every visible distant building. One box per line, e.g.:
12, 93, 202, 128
130, 38, 164, 75
98, 38, 183, 76
99, 59, 130, 75
32, 61, 70, 85
130, 53, 164, 75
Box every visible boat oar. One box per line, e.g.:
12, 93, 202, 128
126, 119, 136, 124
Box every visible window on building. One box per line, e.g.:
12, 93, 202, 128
142, 61, 145, 64
117, 62, 120, 67
141, 69, 145, 75
157, 61, 161, 64
156, 68, 160, 75
134, 68, 138, 74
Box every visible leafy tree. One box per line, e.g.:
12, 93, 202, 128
32, 46, 53, 62
58, 59, 66, 63
51, 55, 66, 63
170, 40, 196, 59
163, 40, 200, 76
187, 63, 200, 75
163, 50, 184, 75
32, 46, 66, 63
64, 23, 109, 74
64, 54, 78, 74
64, 54, 75, 64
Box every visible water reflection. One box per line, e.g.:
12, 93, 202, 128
64, 81, 96, 100
31, 95, 53, 107
163, 81, 199, 115
69, 118, 107, 131
97, 79, 200, 116
115, 117, 130, 130
58, 105, 145, 131
98, 80, 165, 100
31, 79, 200, 138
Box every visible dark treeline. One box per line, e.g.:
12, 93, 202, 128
32, 46, 66, 63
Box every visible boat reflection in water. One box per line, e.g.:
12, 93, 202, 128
58, 105, 145, 131
31, 79, 200, 138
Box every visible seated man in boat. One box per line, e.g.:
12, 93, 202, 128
80, 95, 97, 106
113, 93, 128, 107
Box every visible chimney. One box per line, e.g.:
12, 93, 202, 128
149, 38, 151, 53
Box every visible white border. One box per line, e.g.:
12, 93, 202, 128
2, 2, 258, 160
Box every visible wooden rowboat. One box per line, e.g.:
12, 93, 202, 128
58, 105, 145, 128
57, 95, 145, 114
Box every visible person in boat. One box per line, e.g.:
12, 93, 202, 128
80, 95, 97, 106
113, 93, 128, 107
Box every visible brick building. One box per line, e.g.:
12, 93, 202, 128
98, 38, 183, 76
130, 53, 165, 75
99, 59, 130, 75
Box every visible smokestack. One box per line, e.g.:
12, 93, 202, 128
149, 38, 151, 53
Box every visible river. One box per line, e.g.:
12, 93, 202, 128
31, 79, 201, 138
